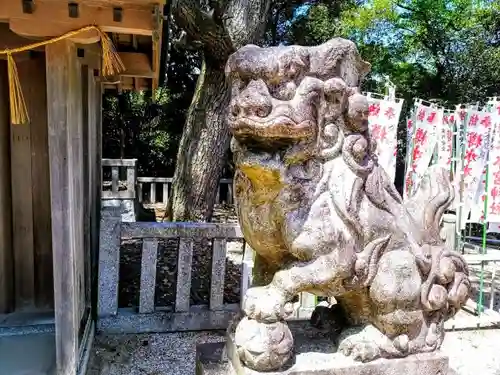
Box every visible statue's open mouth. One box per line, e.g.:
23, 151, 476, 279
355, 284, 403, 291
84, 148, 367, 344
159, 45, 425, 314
230, 116, 314, 146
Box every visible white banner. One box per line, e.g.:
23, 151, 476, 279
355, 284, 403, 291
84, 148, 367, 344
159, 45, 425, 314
404, 101, 441, 198
452, 108, 467, 212
436, 111, 455, 170
484, 114, 500, 223
488, 222, 500, 233
367, 95, 404, 182
459, 109, 494, 228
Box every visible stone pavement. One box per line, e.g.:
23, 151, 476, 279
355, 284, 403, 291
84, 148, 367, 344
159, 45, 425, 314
85, 328, 500, 375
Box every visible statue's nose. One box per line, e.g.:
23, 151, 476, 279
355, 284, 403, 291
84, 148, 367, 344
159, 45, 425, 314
233, 79, 272, 118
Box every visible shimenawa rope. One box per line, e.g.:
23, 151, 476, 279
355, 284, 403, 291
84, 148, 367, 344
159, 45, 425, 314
0, 25, 125, 124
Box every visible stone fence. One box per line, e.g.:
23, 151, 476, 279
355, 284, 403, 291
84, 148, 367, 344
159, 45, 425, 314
97, 208, 317, 334
101, 159, 234, 222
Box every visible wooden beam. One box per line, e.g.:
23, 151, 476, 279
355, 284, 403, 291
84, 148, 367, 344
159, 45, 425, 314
55, 0, 166, 6
151, 4, 163, 91
46, 39, 81, 375
77, 43, 102, 70
119, 52, 154, 78
0, 60, 13, 313
0, 23, 44, 60
1, 0, 154, 39
0, 23, 46, 50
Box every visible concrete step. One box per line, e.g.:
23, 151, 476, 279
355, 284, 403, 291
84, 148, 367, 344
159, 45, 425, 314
0, 333, 56, 375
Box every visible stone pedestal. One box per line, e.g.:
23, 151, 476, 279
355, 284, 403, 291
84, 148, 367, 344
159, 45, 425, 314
102, 198, 136, 222
196, 321, 450, 375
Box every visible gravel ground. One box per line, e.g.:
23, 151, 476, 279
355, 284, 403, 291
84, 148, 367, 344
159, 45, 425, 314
86, 328, 500, 375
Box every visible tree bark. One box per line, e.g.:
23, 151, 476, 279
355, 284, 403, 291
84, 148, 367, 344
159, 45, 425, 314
166, 56, 231, 221
167, 0, 271, 221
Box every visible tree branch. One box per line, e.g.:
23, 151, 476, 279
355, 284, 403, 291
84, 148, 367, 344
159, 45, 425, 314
224, 0, 273, 48
171, 0, 234, 61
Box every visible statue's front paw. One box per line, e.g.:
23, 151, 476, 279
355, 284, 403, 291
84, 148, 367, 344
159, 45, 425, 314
337, 325, 388, 362
243, 285, 294, 323
338, 337, 381, 362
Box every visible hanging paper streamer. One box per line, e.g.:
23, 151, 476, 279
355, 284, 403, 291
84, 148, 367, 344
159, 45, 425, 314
404, 101, 441, 198
366, 94, 404, 182
458, 108, 494, 229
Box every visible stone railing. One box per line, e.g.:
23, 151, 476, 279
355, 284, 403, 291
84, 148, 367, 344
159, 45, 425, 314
101, 159, 137, 222
101, 159, 235, 212
101, 158, 137, 200
137, 177, 234, 205
97, 208, 318, 333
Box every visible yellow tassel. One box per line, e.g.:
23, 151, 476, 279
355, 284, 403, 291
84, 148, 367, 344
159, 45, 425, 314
96, 29, 125, 77
6, 53, 29, 125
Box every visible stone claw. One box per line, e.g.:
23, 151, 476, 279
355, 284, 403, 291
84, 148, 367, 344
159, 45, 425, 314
338, 338, 381, 362
243, 285, 294, 323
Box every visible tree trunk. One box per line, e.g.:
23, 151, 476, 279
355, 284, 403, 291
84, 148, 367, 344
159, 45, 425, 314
167, 0, 272, 221
167, 56, 231, 221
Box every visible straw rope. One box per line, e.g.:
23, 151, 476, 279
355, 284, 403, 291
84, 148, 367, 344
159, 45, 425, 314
0, 25, 125, 124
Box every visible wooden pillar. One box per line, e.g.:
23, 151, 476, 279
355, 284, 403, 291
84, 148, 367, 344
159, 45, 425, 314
91, 68, 102, 321
10, 58, 35, 310
78, 43, 102, 321
0, 60, 13, 313
23, 53, 53, 309
46, 40, 84, 375
7, 53, 54, 310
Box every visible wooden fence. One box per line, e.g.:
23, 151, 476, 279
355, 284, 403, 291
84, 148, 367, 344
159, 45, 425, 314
97, 208, 317, 333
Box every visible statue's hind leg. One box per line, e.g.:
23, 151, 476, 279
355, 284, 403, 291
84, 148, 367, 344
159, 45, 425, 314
337, 250, 436, 361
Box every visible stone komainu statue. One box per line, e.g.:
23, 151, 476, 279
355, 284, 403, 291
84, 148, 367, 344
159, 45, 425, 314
224, 38, 470, 372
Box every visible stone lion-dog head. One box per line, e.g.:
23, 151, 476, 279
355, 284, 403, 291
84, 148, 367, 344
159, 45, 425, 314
225, 38, 372, 169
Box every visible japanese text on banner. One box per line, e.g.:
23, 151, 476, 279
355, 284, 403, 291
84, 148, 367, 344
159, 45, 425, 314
404, 102, 441, 198
485, 115, 500, 223
367, 97, 403, 182
436, 111, 455, 170
459, 109, 493, 228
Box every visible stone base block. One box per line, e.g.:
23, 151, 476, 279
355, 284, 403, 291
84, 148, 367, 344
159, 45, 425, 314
196, 321, 450, 375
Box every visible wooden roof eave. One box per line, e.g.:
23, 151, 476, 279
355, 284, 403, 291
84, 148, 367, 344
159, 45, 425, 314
0, 0, 166, 90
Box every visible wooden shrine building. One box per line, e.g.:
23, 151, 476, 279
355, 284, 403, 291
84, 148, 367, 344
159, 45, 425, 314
0, 1, 166, 374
